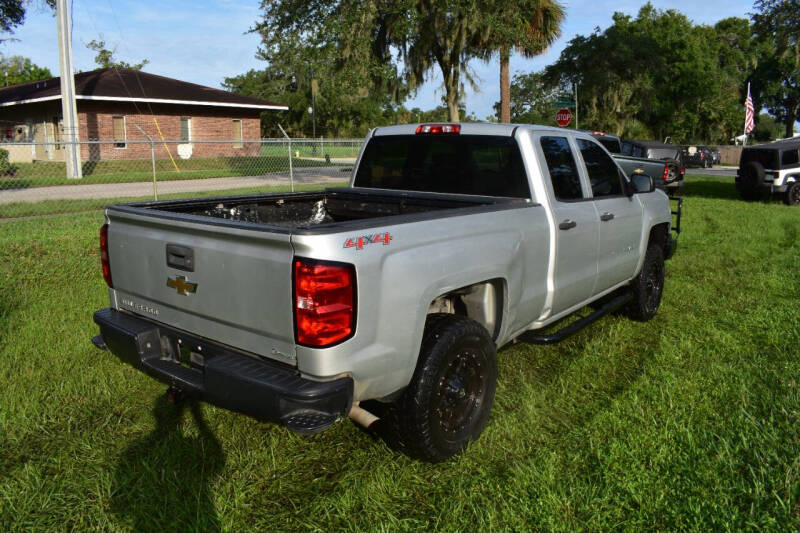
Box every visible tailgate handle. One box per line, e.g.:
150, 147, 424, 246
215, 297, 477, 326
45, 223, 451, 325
166, 244, 195, 272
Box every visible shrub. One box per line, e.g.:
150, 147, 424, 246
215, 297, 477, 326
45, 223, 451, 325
0, 147, 18, 176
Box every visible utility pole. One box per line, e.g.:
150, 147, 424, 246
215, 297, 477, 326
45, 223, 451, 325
574, 81, 579, 130
56, 0, 82, 179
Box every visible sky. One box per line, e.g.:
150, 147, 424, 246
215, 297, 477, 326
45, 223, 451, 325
2, 0, 755, 120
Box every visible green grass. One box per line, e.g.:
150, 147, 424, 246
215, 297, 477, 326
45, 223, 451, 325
1, 176, 799, 530
1, 154, 347, 190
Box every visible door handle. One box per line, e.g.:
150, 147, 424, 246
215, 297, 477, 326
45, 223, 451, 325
600, 212, 615, 221
559, 219, 577, 230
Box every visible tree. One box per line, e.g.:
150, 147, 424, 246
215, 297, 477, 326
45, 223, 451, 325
249, 0, 500, 123
1, 54, 52, 85
402, 0, 487, 121
87, 39, 149, 70
480, 0, 564, 123
752, 112, 784, 142
751, 0, 800, 138
543, 4, 758, 143
492, 71, 562, 124
1, 0, 54, 40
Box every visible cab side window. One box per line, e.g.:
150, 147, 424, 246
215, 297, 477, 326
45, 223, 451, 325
578, 138, 623, 197
540, 136, 584, 201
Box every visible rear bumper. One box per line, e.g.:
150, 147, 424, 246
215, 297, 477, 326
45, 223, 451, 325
93, 308, 353, 434
665, 178, 684, 190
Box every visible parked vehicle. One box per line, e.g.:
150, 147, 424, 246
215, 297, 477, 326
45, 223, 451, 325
736, 138, 800, 204
589, 132, 671, 190
613, 138, 685, 193
681, 146, 714, 168
92, 123, 681, 462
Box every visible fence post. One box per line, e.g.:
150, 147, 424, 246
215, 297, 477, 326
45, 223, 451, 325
134, 125, 158, 200
277, 124, 294, 192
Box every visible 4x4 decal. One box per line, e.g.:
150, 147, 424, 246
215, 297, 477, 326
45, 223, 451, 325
344, 232, 393, 250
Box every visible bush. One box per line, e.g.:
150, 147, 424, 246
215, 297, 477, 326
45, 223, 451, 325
0, 147, 18, 176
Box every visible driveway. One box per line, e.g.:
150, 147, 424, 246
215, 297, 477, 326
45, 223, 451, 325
685, 166, 737, 177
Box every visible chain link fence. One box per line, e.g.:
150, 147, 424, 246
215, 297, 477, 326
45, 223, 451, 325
0, 138, 363, 220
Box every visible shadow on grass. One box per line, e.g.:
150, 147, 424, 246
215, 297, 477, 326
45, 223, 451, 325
682, 178, 741, 200
111, 396, 224, 532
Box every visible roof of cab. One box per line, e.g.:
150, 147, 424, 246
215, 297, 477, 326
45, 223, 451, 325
372, 122, 590, 138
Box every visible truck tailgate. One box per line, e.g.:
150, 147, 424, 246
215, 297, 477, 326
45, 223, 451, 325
105, 208, 296, 365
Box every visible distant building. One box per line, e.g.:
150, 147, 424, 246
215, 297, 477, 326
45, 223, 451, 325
0, 68, 287, 162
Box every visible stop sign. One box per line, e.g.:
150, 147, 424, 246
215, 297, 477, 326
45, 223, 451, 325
555, 108, 572, 127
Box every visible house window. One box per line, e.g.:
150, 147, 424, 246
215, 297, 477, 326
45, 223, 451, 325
232, 119, 243, 148
180, 117, 192, 142
112, 116, 126, 148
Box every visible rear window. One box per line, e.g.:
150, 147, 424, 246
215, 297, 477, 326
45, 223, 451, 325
741, 149, 778, 169
647, 148, 680, 160
597, 138, 621, 153
782, 149, 799, 167
621, 142, 645, 158
353, 135, 530, 198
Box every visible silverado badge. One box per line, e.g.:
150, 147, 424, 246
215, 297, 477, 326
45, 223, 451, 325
167, 275, 198, 295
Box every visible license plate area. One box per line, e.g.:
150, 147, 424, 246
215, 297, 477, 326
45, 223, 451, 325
159, 333, 207, 371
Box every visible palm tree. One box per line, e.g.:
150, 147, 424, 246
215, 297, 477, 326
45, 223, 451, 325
482, 0, 565, 123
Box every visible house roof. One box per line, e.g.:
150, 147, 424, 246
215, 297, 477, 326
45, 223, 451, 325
0, 68, 288, 111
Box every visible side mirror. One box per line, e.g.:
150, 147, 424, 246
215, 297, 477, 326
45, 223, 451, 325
630, 173, 655, 194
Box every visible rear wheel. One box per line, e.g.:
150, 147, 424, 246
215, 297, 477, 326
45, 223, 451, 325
626, 244, 665, 321
784, 182, 800, 206
387, 314, 497, 462
738, 161, 765, 201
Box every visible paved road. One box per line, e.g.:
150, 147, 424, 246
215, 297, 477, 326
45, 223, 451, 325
685, 166, 737, 177
0, 166, 352, 205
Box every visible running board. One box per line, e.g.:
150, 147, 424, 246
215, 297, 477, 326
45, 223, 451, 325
521, 291, 633, 345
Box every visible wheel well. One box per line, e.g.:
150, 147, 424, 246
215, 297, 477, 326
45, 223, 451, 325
648, 222, 669, 250
427, 279, 504, 340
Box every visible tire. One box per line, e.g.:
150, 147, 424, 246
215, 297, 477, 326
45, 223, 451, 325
738, 161, 765, 201
626, 244, 665, 321
386, 314, 497, 462
666, 165, 678, 183
784, 181, 800, 206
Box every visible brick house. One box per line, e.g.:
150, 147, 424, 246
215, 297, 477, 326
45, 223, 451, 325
0, 68, 287, 162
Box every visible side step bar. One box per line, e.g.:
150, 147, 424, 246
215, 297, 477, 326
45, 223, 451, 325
521, 291, 633, 345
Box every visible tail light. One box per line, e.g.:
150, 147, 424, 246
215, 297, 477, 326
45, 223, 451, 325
294, 258, 356, 347
100, 223, 112, 287
662, 165, 669, 182
416, 124, 460, 134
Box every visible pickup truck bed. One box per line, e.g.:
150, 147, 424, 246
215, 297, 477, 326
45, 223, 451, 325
123, 188, 523, 230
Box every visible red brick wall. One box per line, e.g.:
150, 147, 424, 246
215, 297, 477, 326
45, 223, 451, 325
77, 101, 262, 161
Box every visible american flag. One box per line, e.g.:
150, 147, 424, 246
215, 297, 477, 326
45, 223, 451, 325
744, 82, 755, 135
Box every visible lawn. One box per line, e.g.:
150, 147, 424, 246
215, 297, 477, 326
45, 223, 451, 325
1, 176, 799, 530
1, 154, 348, 190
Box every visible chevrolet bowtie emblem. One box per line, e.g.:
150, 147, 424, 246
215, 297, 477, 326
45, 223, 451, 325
167, 275, 198, 295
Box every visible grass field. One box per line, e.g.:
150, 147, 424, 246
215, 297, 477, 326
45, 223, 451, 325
1, 154, 347, 190
1, 176, 799, 530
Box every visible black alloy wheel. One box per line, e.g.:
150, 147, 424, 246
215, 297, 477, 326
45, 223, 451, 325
785, 182, 800, 206
627, 244, 665, 321
386, 313, 497, 462
434, 348, 489, 438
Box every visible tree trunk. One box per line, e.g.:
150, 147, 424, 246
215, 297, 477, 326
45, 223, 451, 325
785, 101, 798, 138
500, 46, 511, 123
441, 58, 460, 122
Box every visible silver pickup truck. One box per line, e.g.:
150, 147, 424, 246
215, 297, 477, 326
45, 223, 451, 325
92, 123, 680, 461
